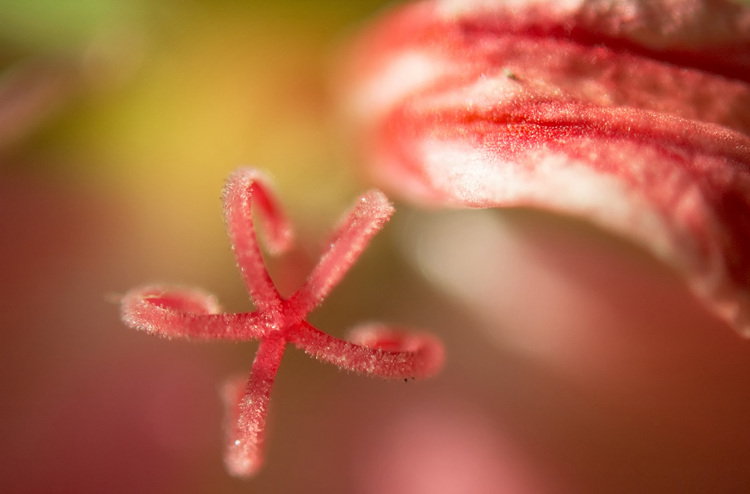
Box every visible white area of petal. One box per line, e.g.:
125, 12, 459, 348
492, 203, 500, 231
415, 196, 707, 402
421, 138, 678, 265
350, 50, 447, 119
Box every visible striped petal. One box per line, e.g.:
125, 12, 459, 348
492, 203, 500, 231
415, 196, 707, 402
340, 0, 750, 334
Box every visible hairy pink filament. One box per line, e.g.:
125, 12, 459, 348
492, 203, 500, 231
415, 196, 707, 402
121, 168, 444, 477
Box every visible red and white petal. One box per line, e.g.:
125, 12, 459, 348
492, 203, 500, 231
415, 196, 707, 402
340, 0, 750, 334
120, 285, 268, 340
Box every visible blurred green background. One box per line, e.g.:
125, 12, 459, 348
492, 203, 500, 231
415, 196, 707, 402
0, 0, 394, 231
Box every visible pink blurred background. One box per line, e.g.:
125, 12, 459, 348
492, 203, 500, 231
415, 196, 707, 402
2, 0, 750, 492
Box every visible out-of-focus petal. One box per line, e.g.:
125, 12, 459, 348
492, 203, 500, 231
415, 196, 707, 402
339, 0, 750, 334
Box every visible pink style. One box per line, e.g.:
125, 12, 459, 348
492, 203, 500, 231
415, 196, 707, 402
120, 168, 444, 478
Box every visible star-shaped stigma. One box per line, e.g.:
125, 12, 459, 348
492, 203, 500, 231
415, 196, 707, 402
120, 168, 444, 478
